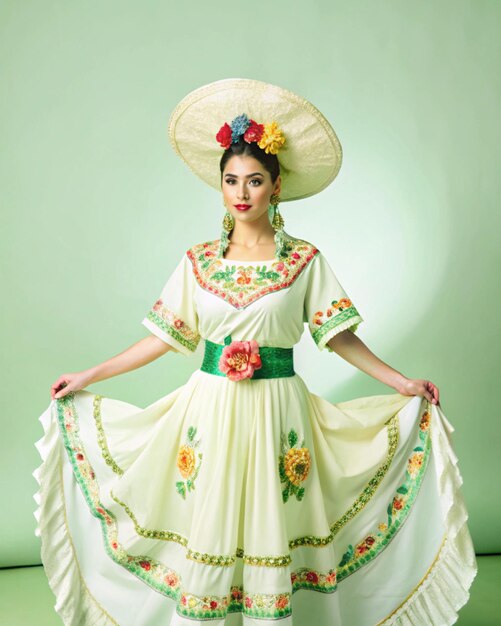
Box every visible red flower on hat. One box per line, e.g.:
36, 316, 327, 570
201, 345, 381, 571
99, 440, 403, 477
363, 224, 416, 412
219, 340, 262, 381
243, 119, 264, 143
216, 122, 232, 149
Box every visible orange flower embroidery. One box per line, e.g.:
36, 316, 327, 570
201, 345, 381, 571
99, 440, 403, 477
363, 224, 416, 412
419, 410, 430, 431
175, 426, 202, 499
313, 298, 354, 326
177, 445, 196, 479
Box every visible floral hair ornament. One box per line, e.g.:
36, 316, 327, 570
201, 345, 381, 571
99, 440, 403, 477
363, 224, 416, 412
218, 334, 262, 381
215, 113, 286, 155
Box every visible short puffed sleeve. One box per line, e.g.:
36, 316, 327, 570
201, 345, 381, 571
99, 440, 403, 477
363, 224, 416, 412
141, 253, 201, 356
303, 251, 364, 352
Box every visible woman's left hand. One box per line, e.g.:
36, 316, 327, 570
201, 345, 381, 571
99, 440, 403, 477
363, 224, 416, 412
397, 378, 440, 406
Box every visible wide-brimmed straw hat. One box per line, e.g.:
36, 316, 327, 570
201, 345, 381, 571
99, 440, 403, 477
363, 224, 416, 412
168, 78, 343, 202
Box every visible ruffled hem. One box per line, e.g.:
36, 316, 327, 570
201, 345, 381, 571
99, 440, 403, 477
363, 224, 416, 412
33, 402, 118, 626
377, 402, 477, 625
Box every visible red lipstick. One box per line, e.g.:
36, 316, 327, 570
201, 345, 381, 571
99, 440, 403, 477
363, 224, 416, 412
234, 204, 252, 211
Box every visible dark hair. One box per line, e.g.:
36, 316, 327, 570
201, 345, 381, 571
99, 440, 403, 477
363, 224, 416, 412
219, 137, 280, 185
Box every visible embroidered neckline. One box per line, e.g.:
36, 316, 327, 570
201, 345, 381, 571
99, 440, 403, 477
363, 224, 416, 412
187, 237, 319, 309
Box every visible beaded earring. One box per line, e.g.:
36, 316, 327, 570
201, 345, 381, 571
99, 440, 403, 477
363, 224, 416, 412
269, 193, 289, 259
217, 208, 234, 259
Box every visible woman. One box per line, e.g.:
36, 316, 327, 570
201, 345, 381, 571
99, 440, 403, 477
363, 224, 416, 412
34, 78, 477, 626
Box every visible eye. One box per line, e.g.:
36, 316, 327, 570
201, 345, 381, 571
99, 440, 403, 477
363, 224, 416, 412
250, 179, 262, 186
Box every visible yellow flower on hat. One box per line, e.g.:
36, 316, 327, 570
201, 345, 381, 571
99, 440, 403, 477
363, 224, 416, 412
257, 121, 286, 155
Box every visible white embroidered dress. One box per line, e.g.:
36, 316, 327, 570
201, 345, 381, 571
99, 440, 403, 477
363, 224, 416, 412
33, 236, 477, 626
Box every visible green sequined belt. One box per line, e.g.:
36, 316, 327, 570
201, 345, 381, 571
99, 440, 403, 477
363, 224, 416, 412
200, 335, 295, 380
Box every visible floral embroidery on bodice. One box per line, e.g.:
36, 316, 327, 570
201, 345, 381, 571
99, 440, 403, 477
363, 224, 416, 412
186, 237, 319, 309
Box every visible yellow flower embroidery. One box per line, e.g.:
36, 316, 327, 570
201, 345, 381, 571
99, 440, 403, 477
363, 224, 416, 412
407, 451, 424, 478
284, 447, 311, 487
279, 427, 311, 502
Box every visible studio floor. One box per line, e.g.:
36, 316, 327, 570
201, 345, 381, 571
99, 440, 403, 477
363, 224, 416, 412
0, 556, 500, 625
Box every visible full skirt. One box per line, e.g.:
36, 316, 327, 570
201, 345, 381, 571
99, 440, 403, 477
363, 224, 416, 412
33, 369, 477, 625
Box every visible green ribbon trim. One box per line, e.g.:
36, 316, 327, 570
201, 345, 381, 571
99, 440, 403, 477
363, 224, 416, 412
201, 336, 295, 379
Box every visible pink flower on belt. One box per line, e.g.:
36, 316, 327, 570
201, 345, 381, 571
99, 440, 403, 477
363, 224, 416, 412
219, 340, 262, 381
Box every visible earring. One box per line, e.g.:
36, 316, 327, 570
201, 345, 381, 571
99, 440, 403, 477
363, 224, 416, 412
270, 193, 284, 231
270, 192, 281, 206
217, 208, 235, 259
222, 209, 235, 233
268, 194, 288, 260
271, 206, 284, 231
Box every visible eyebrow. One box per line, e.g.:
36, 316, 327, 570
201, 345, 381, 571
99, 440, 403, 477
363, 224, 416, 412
224, 172, 264, 178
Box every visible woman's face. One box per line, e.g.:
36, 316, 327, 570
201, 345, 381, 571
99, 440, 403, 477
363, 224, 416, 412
221, 154, 281, 226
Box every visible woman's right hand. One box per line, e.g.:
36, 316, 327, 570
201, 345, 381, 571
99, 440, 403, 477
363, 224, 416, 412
51, 370, 95, 401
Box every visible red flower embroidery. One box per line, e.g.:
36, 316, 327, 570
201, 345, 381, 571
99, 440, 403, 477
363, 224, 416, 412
231, 587, 243, 600
219, 340, 262, 381
306, 571, 319, 584
245, 596, 253, 608
139, 560, 151, 571
210, 601, 218, 609
393, 496, 404, 510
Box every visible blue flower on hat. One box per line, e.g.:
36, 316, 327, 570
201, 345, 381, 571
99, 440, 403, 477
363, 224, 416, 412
230, 113, 251, 143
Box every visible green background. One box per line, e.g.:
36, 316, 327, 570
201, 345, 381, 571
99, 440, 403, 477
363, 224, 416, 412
1, 0, 500, 568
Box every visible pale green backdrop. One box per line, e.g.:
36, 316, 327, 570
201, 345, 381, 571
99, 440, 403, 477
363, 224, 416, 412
1, 0, 500, 568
